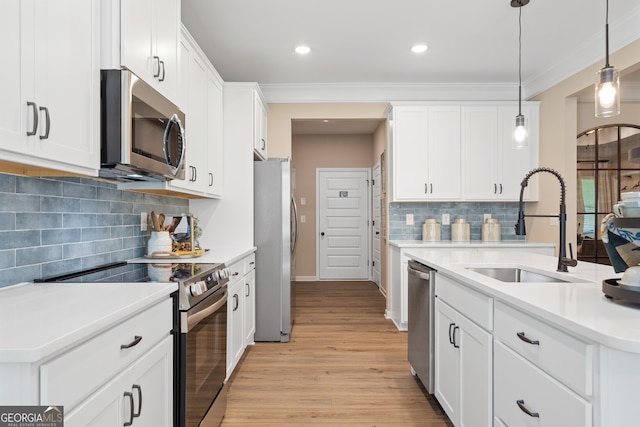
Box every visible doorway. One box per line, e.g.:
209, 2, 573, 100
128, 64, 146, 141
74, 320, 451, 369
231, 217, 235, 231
317, 168, 371, 280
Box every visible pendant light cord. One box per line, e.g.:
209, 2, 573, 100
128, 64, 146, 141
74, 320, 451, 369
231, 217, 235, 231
605, 0, 610, 68
518, 4, 523, 116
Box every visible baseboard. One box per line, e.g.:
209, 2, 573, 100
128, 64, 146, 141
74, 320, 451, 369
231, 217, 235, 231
294, 276, 317, 282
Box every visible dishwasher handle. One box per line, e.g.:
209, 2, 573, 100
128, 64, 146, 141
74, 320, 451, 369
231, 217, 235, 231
408, 260, 434, 281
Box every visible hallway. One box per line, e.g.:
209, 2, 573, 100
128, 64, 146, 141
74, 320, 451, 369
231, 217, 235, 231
222, 281, 452, 426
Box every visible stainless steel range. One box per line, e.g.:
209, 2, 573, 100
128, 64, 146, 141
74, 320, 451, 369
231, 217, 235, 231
36, 261, 230, 427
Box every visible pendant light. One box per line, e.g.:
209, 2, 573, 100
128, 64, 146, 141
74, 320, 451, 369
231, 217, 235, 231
595, 0, 620, 117
511, 0, 529, 149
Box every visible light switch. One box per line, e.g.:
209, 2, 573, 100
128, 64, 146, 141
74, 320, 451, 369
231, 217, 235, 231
406, 214, 414, 225
442, 213, 450, 225
141, 212, 148, 231
484, 213, 492, 221
300, 215, 306, 223
300, 197, 306, 205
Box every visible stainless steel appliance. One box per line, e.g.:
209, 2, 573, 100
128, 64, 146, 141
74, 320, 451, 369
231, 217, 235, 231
100, 69, 186, 182
407, 259, 436, 393
254, 158, 299, 342
35, 261, 229, 427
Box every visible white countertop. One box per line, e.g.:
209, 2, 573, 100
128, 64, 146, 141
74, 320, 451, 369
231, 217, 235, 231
129, 246, 256, 266
404, 248, 640, 353
0, 281, 177, 363
390, 240, 555, 248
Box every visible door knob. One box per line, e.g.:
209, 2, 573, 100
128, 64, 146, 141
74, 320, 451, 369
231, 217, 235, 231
320, 232, 325, 237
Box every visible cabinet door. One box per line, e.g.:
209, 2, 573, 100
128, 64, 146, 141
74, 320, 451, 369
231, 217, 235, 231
32, 0, 99, 172
392, 106, 429, 201
462, 106, 499, 200
153, 0, 179, 102
498, 105, 538, 201
428, 106, 461, 199
227, 279, 244, 379
253, 91, 267, 160
206, 71, 224, 198
120, 0, 154, 83
244, 269, 256, 346
434, 298, 460, 422
65, 337, 172, 427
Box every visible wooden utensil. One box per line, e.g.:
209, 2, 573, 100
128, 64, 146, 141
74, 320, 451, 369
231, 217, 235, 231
150, 211, 160, 231
158, 213, 165, 231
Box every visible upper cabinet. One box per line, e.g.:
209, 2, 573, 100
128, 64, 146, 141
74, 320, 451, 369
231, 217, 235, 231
462, 103, 539, 201
253, 89, 268, 160
389, 104, 461, 202
0, 0, 100, 177
102, 0, 180, 105
388, 101, 539, 203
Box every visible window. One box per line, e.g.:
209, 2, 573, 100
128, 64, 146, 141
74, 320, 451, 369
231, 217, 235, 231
576, 124, 640, 264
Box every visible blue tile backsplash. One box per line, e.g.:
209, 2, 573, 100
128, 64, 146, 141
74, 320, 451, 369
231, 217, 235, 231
0, 173, 188, 287
389, 201, 525, 241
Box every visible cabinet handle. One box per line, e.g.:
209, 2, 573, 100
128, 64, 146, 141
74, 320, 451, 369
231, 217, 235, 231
448, 323, 455, 345
153, 56, 161, 78
120, 335, 142, 350
246, 282, 250, 297
233, 294, 239, 311
261, 138, 266, 150
430, 183, 433, 194
123, 391, 134, 426
232, 271, 239, 277
452, 325, 460, 348
209, 172, 213, 187
39, 106, 50, 140
132, 384, 142, 418
425, 183, 428, 194
516, 399, 540, 418
499, 183, 503, 194
249, 261, 255, 266
516, 332, 540, 345
159, 60, 165, 81
494, 183, 497, 194
26, 102, 38, 136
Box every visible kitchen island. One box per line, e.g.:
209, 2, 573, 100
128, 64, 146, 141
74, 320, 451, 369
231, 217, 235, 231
405, 248, 639, 427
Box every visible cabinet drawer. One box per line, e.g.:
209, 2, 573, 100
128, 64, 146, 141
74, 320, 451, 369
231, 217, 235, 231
494, 342, 592, 427
227, 259, 243, 283
494, 302, 592, 396
40, 298, 172, 410
435, 274, 493, 331
244, 253, 256, 274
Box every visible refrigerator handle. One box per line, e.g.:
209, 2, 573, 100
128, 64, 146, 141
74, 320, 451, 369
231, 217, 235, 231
291, 196, 299, 255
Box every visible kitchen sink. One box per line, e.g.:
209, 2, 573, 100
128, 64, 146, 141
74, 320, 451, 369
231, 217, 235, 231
465, 267, 571, 283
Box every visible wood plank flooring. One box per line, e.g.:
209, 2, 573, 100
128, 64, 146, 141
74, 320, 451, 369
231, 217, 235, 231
222, 281, 452, 426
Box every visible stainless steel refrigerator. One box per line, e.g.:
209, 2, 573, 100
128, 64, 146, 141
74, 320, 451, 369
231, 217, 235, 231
254, 158, 299, 342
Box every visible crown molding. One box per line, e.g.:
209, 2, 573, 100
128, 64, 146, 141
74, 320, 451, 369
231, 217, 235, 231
260, 82, 520, 103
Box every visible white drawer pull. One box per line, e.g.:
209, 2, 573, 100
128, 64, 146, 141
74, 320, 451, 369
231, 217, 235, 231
120, 335, 142, 350
516, 399, 540, 418
516, 331, 539, 345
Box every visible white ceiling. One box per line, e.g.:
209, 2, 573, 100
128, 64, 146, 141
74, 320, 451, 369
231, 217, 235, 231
182, 0, 640, 102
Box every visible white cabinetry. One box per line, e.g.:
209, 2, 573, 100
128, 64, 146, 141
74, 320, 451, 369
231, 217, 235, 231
120, 26, 224, 199
462, 103, 539, 201
254, 91, 268, 160
117, 0, 180, 104
0, 0, 99, 177
226, 253, 256, 379
389, 105, 461, 201
493, 301, 593, 427
434, 274, 493, 427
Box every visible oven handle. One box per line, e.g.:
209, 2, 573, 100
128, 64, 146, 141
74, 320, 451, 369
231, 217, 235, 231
184, 290, 227, 332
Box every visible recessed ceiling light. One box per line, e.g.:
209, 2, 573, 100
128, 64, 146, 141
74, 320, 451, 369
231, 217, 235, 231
295, 45, 311, 54
411, 44, 428, 53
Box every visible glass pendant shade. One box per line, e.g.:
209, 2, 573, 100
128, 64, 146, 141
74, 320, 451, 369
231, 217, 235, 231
513, 114, 528, 149
595, 66, 620, 117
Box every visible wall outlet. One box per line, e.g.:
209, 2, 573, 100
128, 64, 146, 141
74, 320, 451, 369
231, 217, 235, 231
141, 212, 148, 231
300, 197, 306, 205
300, 215, 306, 223
550, 217, 559, 226
442, 213, 450, 225
406, 213, 414, 225
484, 213, 492, 221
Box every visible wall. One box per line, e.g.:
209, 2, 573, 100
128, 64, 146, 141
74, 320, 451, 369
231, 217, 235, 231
0, 173, 188, 287
292, 134, 374, 278
531, 38, 640, 254
577, 101, 640, 132
389, 202, 525, 241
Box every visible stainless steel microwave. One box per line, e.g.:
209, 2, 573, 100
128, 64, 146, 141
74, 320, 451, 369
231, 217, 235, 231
100, 69, 186, 181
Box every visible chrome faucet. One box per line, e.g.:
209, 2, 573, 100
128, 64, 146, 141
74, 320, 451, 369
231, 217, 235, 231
515, 167, 578, 272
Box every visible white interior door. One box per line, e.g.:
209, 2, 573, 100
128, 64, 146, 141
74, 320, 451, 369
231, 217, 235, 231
372, 162, 381, 287
317, 169, 370, 280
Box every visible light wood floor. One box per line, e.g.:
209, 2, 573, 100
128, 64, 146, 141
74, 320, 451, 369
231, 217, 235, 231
222, 281, 452, 426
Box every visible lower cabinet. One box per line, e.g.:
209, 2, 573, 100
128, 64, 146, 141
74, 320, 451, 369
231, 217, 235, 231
65, 337, 173, 427
434, 298, 492, 427
226, 252, 256, 379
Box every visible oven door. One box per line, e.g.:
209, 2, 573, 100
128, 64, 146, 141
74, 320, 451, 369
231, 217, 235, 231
179, 287, 227, 427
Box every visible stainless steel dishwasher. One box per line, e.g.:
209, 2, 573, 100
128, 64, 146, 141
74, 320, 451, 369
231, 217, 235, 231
407, 259, 436, 394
